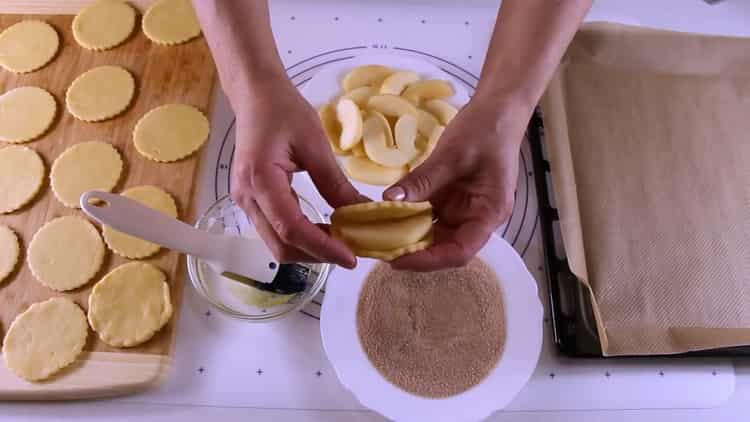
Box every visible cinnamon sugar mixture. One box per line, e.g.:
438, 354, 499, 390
357, 258, 505, 398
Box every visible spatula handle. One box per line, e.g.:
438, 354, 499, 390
80, 190, 225, 261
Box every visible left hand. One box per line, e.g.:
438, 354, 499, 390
383, 95, 531, 271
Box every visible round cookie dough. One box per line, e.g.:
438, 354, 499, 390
73, 0, 137, 51
103, 185, 178, 259
0, 87, 57, 143
3, 297, 88, 382
0, 225, 19, 283
66, 66, 135, 122
88, 262, 173, 347
142, 0, 201, 45
0, 146, 45, 213
133, 104, 209, 162
27, 216, 105, 291
51, 141, 123, 208
0, 20, 59, 73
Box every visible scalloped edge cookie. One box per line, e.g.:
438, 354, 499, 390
0, 145, 45, 213
50, 141, 123, 208
142, 0, 201, 46
73, 0, 137, 51
0, 225, 19, 283
66, 65, 135, 122
133, 104, 209, 162
0, 87, 57, 144
0, 20, 59, 74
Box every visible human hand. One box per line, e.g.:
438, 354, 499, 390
384, 96, 532, 271
229, 75, 363, 268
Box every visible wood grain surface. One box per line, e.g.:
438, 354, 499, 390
0, 10, 215, 398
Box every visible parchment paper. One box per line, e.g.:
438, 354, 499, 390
541, 22, 750, 356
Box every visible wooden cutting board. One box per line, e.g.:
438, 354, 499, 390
0, 3, 216, 399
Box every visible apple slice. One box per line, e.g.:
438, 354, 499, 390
367, 94, 418, 119
423, 99, 458, 125
342, 65, 392, 92
410, 125, 445, 169
402, 79, 454, 104
363, 112, 418, 168
318, 103, 347, 155
379, 71, 420, 95
416, 108, 440, 137
344, 156, 407, 186
343, 86, 376, 107
336, 98, 363, 150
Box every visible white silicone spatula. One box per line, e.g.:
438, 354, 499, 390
80, 190, 308, 294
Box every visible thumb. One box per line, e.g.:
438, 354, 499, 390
300, 146, 365, 208
384, 154, 456, 202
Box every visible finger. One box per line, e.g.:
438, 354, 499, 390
383, 149, 462, 202
253, 164, 357, 268
390, 220, 493, 272
297, 141, 367, 208
242, 198, 320, 263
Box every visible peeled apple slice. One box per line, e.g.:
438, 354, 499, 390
363, 112, 417, 168
344, 156, 407, 186
336, 98, 363, 150
423, 99, 458, 125
402, 79, 455, 104
343, 86, 376, 107
394, 114, 419, 156
416, 108, 440, 137
367, 94, 418, 118
410, 125, 445, 169
379, 71, 420, 95
318, 104, 346, 155
342, 65, 392, 92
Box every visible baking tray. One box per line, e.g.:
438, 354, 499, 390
526, 109, 750, 358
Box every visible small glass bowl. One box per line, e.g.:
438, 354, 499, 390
187, 195, 331, 322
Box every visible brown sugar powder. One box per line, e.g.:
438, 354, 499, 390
356, 257, 505, 398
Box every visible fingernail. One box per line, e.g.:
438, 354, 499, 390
384, 186, 406, 201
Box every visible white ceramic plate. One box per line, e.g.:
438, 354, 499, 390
320, 234, 544, 422
300, 53, 471, 202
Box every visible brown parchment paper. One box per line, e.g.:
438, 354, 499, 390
541, 22, 750, 356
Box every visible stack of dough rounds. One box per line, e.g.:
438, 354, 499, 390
0, 146, 45, 213
73, 0, 137, 51
0, 225, 19, 283
103, 186, 178, 258
27, 216, 105, 291
51, 141, 123, 208
3, 297, 88, 382
331, 201, 434, 261
0, 87, 56, 143
133, 104, 209, 162
142, 0, 202, 45
66, 65, 135, 122
0, 20, 59, 73
89, 262, 173, 347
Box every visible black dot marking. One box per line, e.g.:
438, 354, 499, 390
269, 262, 277, 270
421, 19, 426, 24
334, 17, 339, 21
290, 16, 296, 20
465, 21, 470, 25
257, 369, 263, 375
543, 317, 549, 323
197, 367, 205, 373
528, 171, 533, 176
659, 371, 664, 376
377, 18, 383, 22
605, 371, 611, 377
204, 310, 211, 317
287, 50, 292, 54
316, 370, 322, 377
549, 373, 556, 378
468, 55, 473, 59
261, 308, 267, 313
712, 370, 717, 376
538, 266, 543, 271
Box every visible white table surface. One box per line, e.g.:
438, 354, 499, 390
2, 0, 748, 421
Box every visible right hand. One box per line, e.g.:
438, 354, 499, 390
228, 75, 363, 268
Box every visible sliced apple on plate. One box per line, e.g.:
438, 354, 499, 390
410, 125, 445, 169
402, 79, 455, 104
379, 71, 420, 96
344, 156, 407, 186
367, 94, 418, 119
342, 65, 393, 92
363, 112, 418, 168
318, 103, 347, 155
336, 98, 364, 151
423, 99, 458, 125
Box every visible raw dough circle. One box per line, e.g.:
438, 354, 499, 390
0, 20, 59, 73
0, 225, 19, 283
88, 262, 173, 347
3, 297, 88, 382
73, 0, 137, 51
0, 146, 45, 213
103, 185, 178, 259
27, 216, 105, 291
0, 86, 57, 143
51, 141, 123, 208
66, 65, 135, 122
142, 0, 201, 45
133, 104, 209, 162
